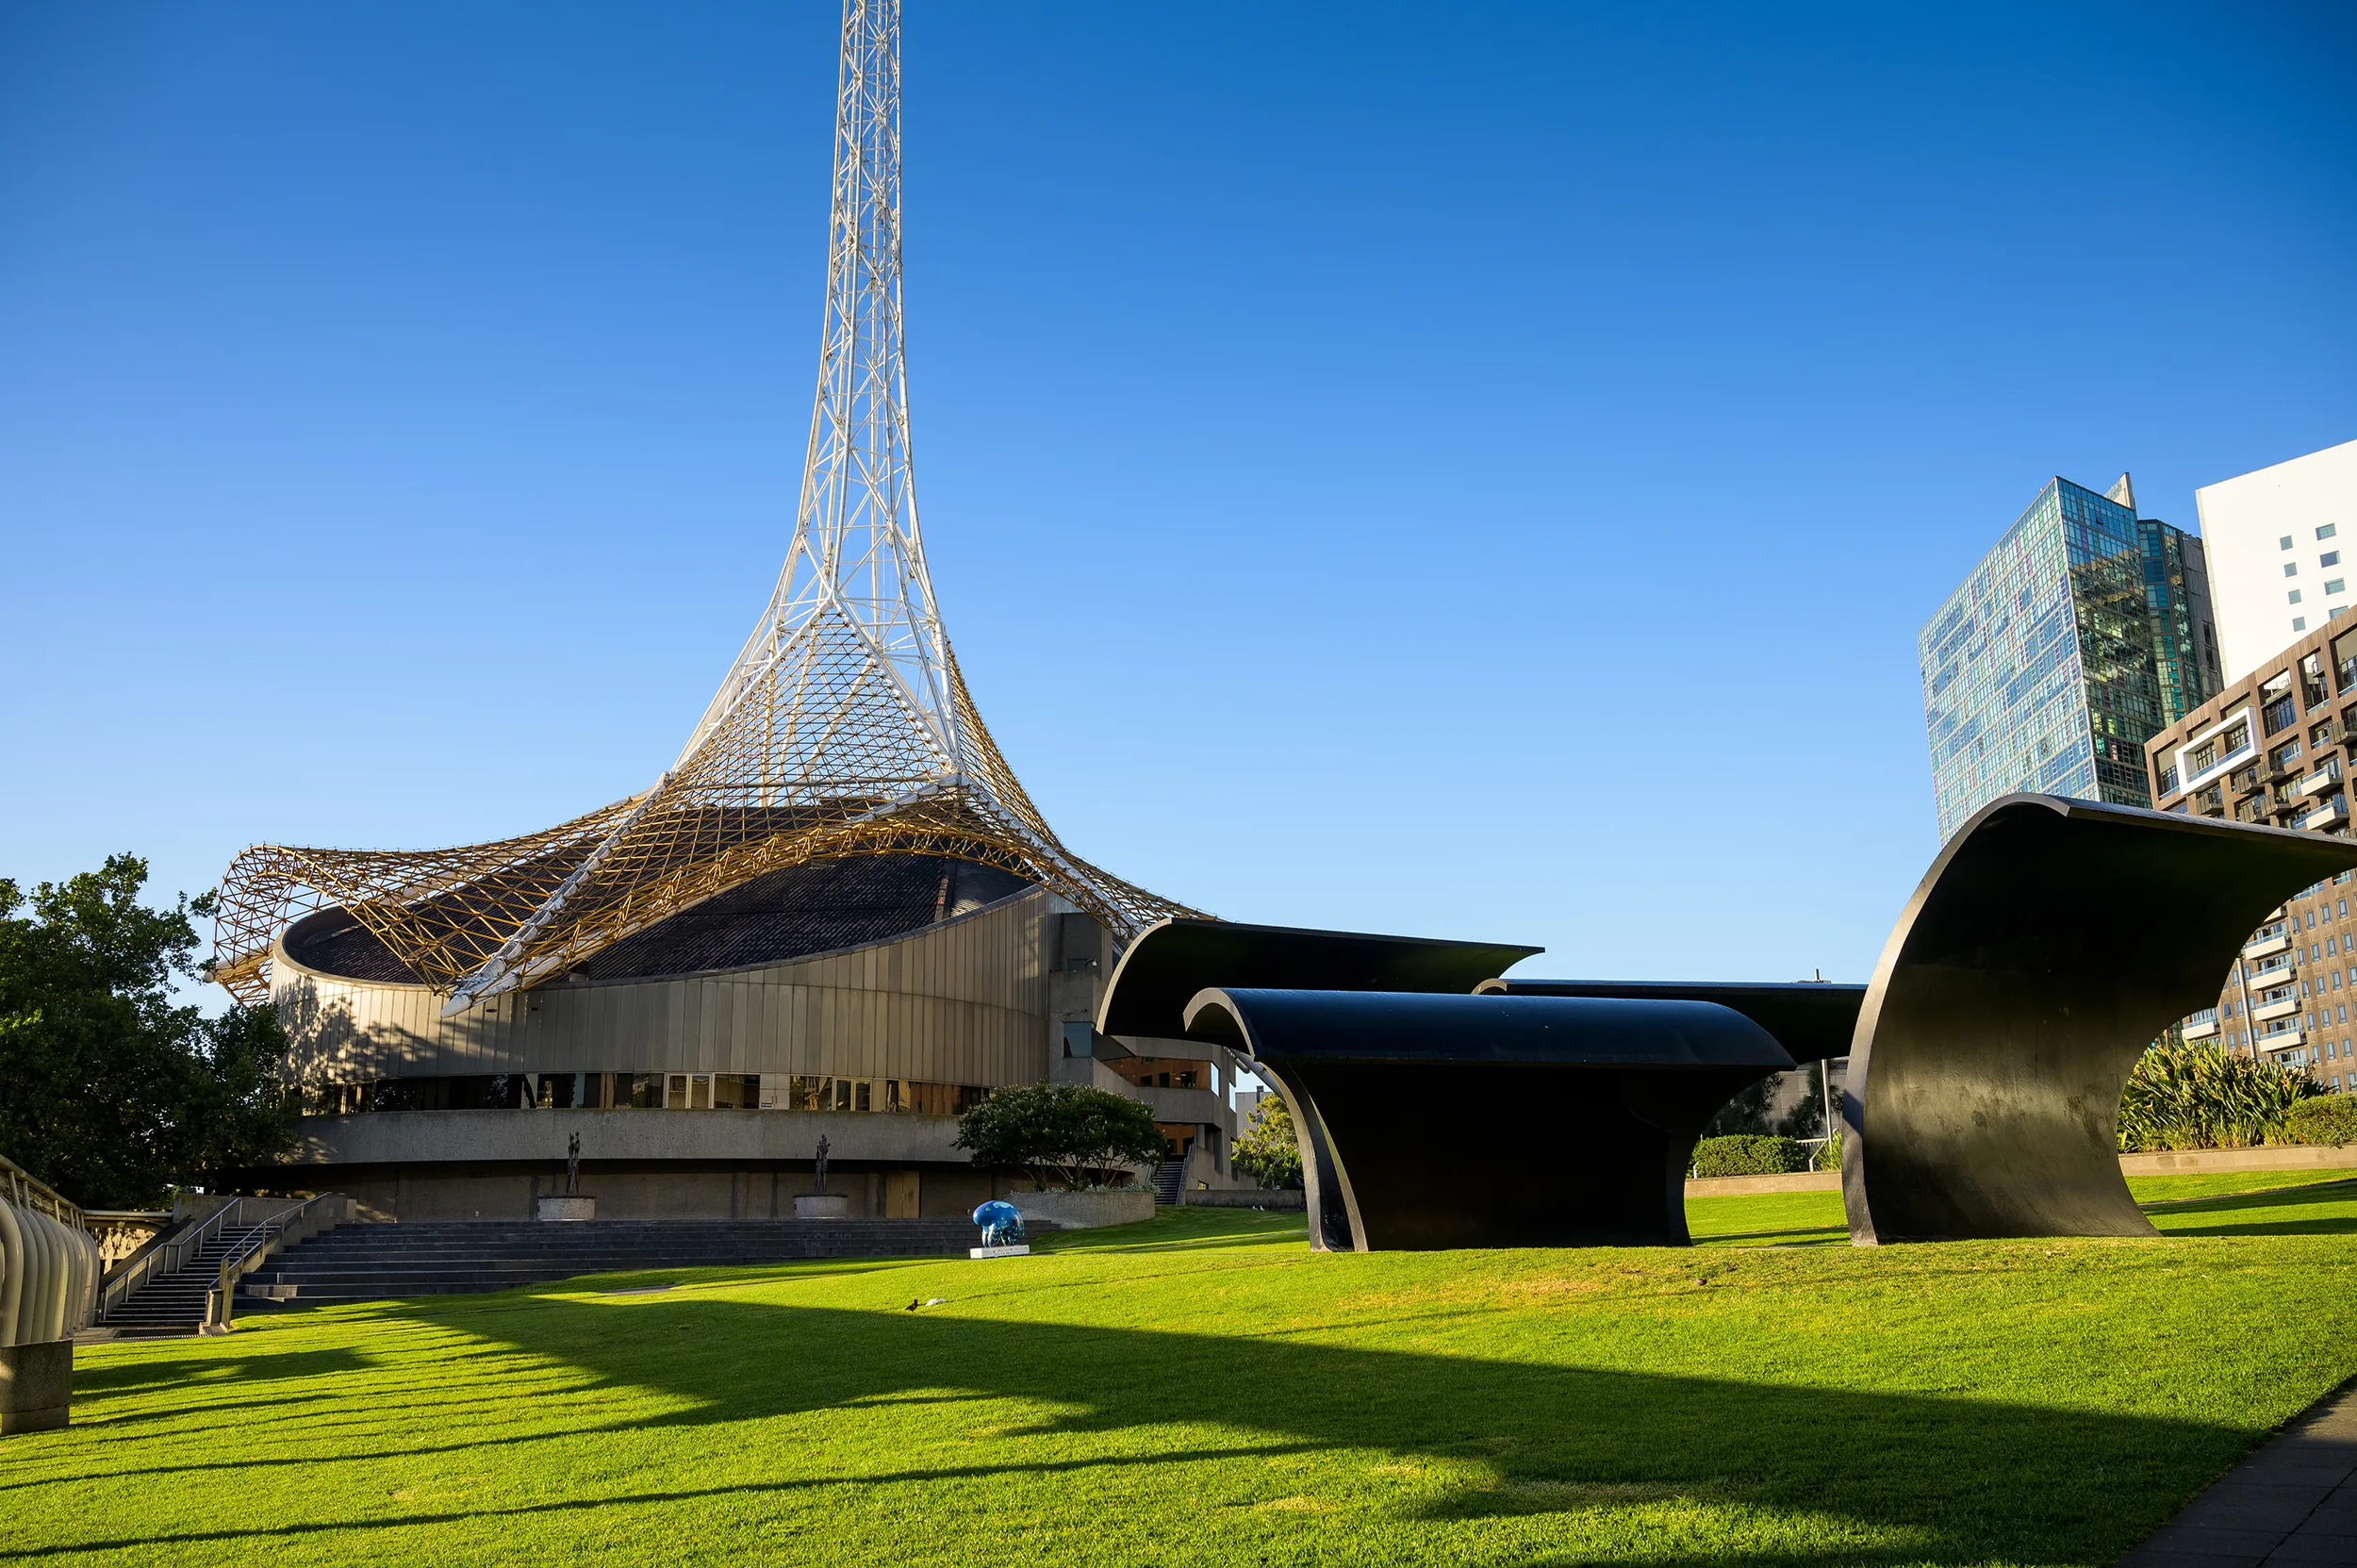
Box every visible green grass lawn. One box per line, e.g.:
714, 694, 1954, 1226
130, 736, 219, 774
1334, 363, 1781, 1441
11, 1175, 2356, 1567
1688, 1168, 2357, 1247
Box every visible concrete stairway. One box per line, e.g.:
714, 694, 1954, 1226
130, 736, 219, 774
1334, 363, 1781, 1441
97, 1225, 272, 1338
239, 1219, 981, 1306
1151, 1162, 1187, 1205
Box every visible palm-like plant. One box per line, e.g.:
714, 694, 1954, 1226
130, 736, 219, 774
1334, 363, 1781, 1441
2117, 1042, 2321, 1151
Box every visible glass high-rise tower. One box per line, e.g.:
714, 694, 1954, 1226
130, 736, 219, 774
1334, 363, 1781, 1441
1920, 473, 2221, 841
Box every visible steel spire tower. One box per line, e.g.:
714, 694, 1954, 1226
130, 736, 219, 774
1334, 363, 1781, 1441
210, 0, 1197, 1012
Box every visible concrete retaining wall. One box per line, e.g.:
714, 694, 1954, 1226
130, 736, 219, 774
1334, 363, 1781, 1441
1008, 1189, 1155, 1230
1183, 1189, 1307, 1210
2119, 1145, 2357, 1175
1685, 1170, 1842, 1197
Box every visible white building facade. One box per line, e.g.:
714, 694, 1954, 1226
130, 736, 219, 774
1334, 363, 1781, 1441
2196, 438, 2357, 682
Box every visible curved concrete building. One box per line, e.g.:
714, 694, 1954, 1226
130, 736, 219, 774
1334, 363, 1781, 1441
258, 857, 1244, 1221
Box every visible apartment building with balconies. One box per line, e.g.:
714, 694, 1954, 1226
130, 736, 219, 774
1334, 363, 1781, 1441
2148, 611, 2357, 1088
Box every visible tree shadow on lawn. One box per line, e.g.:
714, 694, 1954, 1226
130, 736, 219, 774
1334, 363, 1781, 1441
313, 1292, 2250, 1566
2147, 1180, 2357, 1236
19, 1276, 2310, 1566
68, 1345, 371, 1395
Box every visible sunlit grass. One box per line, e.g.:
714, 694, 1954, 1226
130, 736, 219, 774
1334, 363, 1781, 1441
1689, 1168, 2357, 1247
10, 1171, 2353, 1567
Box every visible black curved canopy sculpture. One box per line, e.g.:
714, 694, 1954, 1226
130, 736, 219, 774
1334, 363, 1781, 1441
1097, 919, 1541, 1249
1097, 917, 1540, 1038
1475, 980, 1864, 1065
1181, 988, 1794, 1250
1843, 794, 2357, 1244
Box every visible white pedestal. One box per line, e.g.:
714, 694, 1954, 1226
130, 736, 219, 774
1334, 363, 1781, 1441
535, 1196, 596, 1222
795, 1194, 851, 1219
969, 1244, 1030, 1259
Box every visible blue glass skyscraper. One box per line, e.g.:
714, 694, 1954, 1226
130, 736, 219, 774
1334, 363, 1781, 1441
1920, 474, 2220, 840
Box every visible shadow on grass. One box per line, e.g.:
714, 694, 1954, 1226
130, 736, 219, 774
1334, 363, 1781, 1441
24, 1287, 2261, 1568
69, 1345, 371, 1395
2148, 1180, 2357, 1237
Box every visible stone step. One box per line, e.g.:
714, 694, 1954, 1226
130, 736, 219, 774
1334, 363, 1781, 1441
236, 1217, 987, 1307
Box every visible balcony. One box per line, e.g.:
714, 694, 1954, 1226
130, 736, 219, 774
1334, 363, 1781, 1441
2257, 1025, 2305, 1048
2304, 797, 2350, 832
2244, 930, 2293, 959
2296, 766, 2343, 798
2253, 995, 2302, 1022
2182, 1014, 2220, 1041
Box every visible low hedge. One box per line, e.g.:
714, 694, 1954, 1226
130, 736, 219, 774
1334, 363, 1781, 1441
2284, 1094, 2357, 1147
1689, 1134, 1807, 1180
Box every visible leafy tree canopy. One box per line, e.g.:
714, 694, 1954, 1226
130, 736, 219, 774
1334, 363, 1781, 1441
1231, 1092, 1303, 1190
0, 855, 297, 1207
953, 1082, 1166, 1191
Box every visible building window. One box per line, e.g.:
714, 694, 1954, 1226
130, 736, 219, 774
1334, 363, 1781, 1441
2290, 590, 2304, 604
2324, 524, 2341, 541
2283, 536, 2296, 550
2326, 553, 2343, 569
2287, 563, 2301, 577
2296, 618, 2309, 632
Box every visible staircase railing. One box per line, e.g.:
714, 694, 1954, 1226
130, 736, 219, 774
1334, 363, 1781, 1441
205, 1194, 353, 1335
97, 1196, 308, 1324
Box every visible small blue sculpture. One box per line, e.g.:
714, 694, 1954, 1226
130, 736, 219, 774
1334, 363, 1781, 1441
971, 1199, 1026, 1249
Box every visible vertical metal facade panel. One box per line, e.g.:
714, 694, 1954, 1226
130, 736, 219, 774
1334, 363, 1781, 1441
273, 889, 1056, 1088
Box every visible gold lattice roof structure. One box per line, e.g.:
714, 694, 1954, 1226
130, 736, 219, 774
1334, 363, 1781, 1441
210, 0, 1199, 1013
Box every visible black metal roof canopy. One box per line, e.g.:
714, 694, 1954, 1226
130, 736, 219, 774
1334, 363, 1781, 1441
1846, 793, 2357, 1245
1096, 917, 1541, 1039
1182, 988, 1794, 1251
1475, 979, 1865, 1065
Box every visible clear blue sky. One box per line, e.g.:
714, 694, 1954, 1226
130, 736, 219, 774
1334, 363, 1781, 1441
4, 3, 2353, 997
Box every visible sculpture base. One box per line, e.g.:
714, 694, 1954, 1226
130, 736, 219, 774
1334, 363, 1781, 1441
969, 1245, 1030, 1259
794, 1194, 851, 1219
535, 1196, 596, 1222
0, 1341, 72, 1436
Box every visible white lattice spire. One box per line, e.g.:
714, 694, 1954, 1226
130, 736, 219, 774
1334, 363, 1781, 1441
213, 0, 1200, 1019
683, 0, 957, 780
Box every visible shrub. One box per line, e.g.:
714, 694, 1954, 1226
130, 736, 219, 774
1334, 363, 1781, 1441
1689, 1134, 1806, 1179
2284, 1093, 2357, 1147
2117, 1042, 2321, 1151
953, 1082, 1168, 1191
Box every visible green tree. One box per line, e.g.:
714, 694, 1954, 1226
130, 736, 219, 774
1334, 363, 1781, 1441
1231, 1092, 1303, 1189
953, 1082, 1168, 1191
0, 855, 297, 1206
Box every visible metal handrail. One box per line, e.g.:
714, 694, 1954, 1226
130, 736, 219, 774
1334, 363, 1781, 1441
98, 1203, 239, 1320
0, 1149, 86, 1230
206, 1194, 350, 1334
95, 1196, 306, 1321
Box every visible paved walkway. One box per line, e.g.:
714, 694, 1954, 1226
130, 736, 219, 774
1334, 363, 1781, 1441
2120, 1378, 2357, 1565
